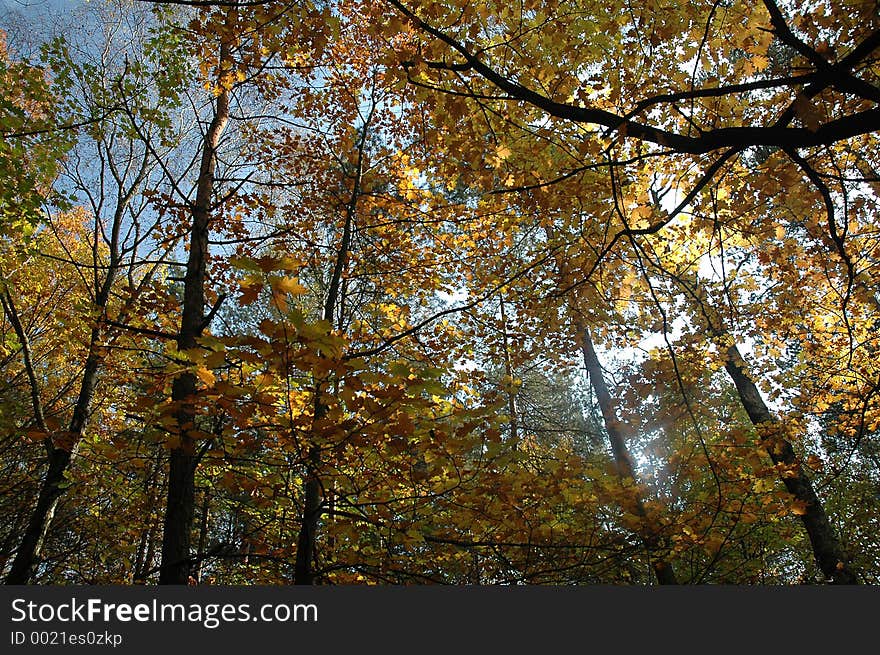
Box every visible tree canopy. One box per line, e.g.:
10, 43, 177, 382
0, 0, 877, 585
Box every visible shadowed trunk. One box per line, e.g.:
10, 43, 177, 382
293, 444, 322, 585
674, 273, 858, 584
158, 61, 230, 585
293, 112, 371, 584
498, 294, 520, 444
580, 327, 679, 585
3, 96, 152, 583
5, 325, 101, 584
724, 344, 857, 584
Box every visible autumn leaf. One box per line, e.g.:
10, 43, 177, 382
194, 366, 216, 386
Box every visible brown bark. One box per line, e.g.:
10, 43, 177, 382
158, 61, 230, 585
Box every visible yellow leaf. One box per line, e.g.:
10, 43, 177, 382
750, 55, 769, 72
631, 205, 652, 220
204, 349, 227, 368
271, 276, 308, 296
753, 478, 774, 493
195, 366, 216, 386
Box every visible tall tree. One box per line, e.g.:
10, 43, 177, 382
4, 3, 184, 583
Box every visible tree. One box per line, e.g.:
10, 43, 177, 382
1, 0, 877, 586
3, 3, 187, 583
375, 0, 878, 584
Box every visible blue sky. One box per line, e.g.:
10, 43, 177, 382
1, 0, 80, 10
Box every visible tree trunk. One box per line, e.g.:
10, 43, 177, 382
3, 107, 151, 583
724, 344, 857, 584
6, 342, 100, 584
580, 327, 679, 585
292, 116, 368, 584
133, 447, 163, 582
6, 448, 72, 584
193, 487, 211, 583
293, 445, 322, 585
498, 294, 520, 444
158, 64, 229, 585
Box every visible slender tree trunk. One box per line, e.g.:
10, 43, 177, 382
498, 294, 520, 444
0, 292, 48, 439
159, 373, 199, 585
138, 521, 160, 583
293, 444, 322, 585
292, 115, 370, 584
580, 327, 679, 585
674, 272, 858, 583
3, 120, 151, 584
542, 219, 677, 584
6, 339, 100, 584
724, 344, 857, 584
193, 487, 211, 583
0, 527, 22, 577
158, 65, 230, 585
133, 447, 162, 582
133, 527, 149, 582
